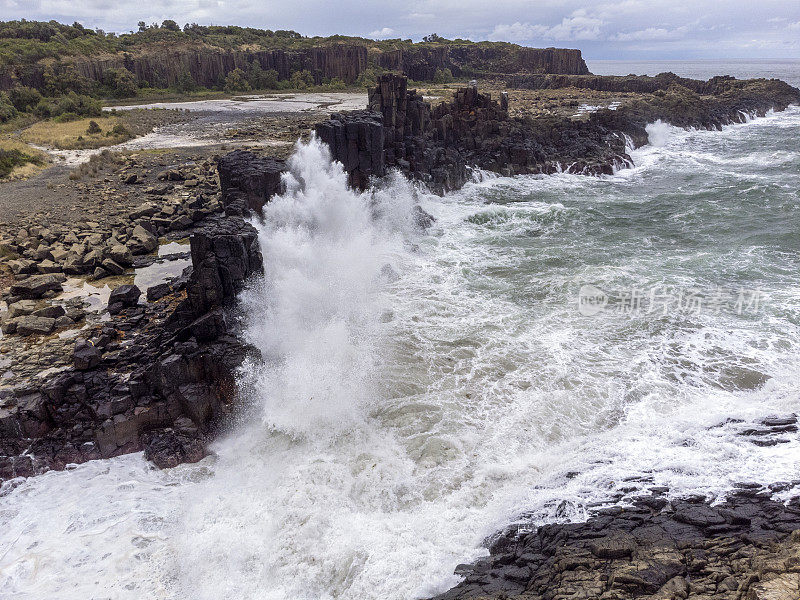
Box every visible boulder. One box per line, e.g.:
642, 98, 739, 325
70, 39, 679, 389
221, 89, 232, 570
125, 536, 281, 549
32, 304, 66, 319
141, 427, 206, 469
146, 282, 171, 302
15, 315, 56, 336
73, 340, 102, 370
108, 284, 141, 313
9, 274, 65, 299
129, 203, 159, 219
7, 258, 36, 275
7, 299, 37, 318
127, 224, 158, 255
37, 259, 62, 274
107, 244, 133, 266
100, 258, 125, 276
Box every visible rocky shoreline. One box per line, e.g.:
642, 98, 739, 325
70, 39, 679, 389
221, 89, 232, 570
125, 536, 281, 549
432, 485, 800, 600
1, 68, 799, 599
315, 73, 800, 193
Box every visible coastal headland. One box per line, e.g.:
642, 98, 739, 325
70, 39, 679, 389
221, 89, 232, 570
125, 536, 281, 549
1, 23, 799, 598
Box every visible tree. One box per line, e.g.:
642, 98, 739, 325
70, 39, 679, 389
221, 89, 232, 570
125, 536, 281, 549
8, 86, 42, 112
175, 71, 197, 93
224, 68, 251, 92
105, 67, 138, 98
433, 68, 454, 84
161, 20, 180, 32
423, 33, 444, 43
138, 21, 147, 33
263, 69, 279, 89
289, 69, 314, 89
247, 61, 266, 89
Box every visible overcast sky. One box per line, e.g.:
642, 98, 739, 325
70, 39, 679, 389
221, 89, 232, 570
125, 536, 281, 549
2, 0, 799, 59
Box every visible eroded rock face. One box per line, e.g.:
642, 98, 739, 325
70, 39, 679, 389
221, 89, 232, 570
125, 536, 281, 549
376, 45, 590, 81
217, 150, 286, 215
0, 173, 269, 480
317, 75, 629, 193
316, 74, 800, 195
432, 489, 800, 600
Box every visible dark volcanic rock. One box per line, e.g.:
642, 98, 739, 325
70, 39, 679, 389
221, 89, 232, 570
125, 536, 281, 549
431, 490, 800, 600
316, 74, 800, 195
0, 159, 277, 480
317, 74, 636, 194
9, 273, 65, 299
141, 426, 207, 469
315, 110, 385, 189
108, 284, 141, 314
217, 150, 286, 215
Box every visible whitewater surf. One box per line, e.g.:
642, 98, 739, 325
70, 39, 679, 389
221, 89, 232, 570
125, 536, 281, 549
2, 103, 800, 599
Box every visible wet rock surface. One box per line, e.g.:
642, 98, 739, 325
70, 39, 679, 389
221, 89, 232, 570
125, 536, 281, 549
431, 489, 800, 600
0, 156, 266, 481
317, 74, 800, 194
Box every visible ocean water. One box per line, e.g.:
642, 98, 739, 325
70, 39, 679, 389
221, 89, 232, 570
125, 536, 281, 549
587, 58, 800, 87
1, 65, 799, 600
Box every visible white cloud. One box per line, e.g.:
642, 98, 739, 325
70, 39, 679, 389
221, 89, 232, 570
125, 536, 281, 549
369, 27, 395, 38
2, 0, 799, 58
490, 10, 604, 42
612, 25, 690, 41
489, 22, 549, 41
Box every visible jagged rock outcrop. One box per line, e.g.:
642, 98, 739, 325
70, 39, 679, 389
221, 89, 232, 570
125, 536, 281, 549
316, 73, 800, 193
316, 74, 630, 192
0, 169, 269, 481
218, 150, 286, 214
430, 486, 800, 600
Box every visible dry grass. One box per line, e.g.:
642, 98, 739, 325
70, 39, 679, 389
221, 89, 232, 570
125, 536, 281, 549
19, 116, 132, 150
68, 148, 126, 180
0, 138, 48, 180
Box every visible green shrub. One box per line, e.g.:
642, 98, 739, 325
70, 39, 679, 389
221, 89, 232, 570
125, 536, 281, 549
433, 68, 454, 84
87, 120, 101, 134
52, 92, 101, 118
110, 123, 129, 136
0, 148, 42, 178
289, 69, 314, 89
8, 86, 42, 111
224, 68, 251, 92
0, 93, 17, 122
323, 78, 346, 90
53, 111, 79, 122
175, 71, 197, 93
33, 99, 52, 118
104, 67, 138, 98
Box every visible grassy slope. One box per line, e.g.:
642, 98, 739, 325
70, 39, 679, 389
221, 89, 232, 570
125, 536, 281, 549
19, 115, 130, 149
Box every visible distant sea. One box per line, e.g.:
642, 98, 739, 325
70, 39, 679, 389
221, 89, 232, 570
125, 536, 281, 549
587, 58, 800, 87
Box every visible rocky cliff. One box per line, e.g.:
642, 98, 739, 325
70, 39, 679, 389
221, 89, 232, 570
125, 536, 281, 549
1, 42, 589, 92
6, 44, 368, 90
316, 74, 800, 194
0, 158, 284, 479
377, 45, 589, 80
